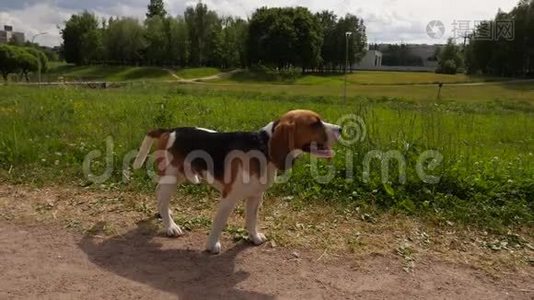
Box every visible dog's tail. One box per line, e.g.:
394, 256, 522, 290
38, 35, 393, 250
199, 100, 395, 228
133, 129, 169, 169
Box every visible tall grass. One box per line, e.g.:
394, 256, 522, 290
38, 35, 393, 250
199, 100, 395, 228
0, 84, 532, 231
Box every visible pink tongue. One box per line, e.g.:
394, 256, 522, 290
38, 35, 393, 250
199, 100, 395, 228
311, 149, 334, 158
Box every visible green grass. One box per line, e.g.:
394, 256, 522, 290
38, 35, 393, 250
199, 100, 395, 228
175, 67, 222, 79
207, 70, 534, 103
39, 63, 173, 82
0, 83, 532, 233
218, 70, 502, 85
297, 71, 500, 85
190, 80, 534, 104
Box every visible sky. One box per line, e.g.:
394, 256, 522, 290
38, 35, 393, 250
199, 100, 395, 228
0, 0, 519, 47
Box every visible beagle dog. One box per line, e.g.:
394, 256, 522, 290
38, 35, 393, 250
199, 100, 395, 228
133, 109, 341, 254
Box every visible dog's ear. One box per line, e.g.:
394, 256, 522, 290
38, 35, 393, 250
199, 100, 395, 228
269, 120, 296, 171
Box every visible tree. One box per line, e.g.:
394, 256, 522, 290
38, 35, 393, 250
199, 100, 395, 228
146, 0, 167, 19
0, 45, 19, 81
436, 38, 463, 74
61, 11, 103, 65
104, 17, 145, 64
184, 3, 219, 66
332, 14, 367, 70
465, 0, 534, 76
316, 11, 338, 70
144, 16, 167, 65
24, 47, 49, 73
16, 49, 39, 81
166, 16, 189, 67
382, 44, 423, 66
205, 20, 224, 67
293, 7, 323, 71
219, 17, 248, 68
248, 7, 324, 70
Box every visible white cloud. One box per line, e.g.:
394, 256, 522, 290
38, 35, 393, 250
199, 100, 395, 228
0, 0, 519, 47
0, 2, 72, 47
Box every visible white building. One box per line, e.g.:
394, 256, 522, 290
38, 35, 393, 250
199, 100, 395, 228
0, 25, 25, 44
353, 50, 382, 69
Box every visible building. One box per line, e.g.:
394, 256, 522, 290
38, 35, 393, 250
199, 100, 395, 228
0, 25, 25, 44
353, 49, 383, 69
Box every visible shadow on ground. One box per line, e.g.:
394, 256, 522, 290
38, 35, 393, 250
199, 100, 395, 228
79, 221, 273, 299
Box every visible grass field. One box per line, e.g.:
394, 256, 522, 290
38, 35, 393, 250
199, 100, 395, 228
174, 67, 222, 79
188, 80, 534, 103
221, 70, 502, 85
0, 79, 532, 234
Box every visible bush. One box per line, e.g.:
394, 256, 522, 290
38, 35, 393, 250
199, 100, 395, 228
250, 64, 301, 81
0, 45, 19, 81
436, 59, 457, 74
0, 45, 47, 82
435, 38, 463, 75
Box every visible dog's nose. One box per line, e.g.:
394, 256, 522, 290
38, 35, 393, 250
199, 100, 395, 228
333, 126, 342, 139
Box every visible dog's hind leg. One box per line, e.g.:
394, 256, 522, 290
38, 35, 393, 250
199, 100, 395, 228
245, 193, 267, 245
206, 194, 240, 254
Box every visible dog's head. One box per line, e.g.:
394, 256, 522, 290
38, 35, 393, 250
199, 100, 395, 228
269, 109, 341, 170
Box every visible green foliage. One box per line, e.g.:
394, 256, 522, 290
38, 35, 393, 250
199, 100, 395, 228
184, 2, 220, 66
247, 7, 324, 70
58, 2, 366, 71
24, 47, 49, 72
465, 0, 534, 76
104, 17, 146, 64
246, 64, 301, 81
61, 11, 103, 64
438, 60, 458, 74
220, 18, 248, 68
0, 45, 19, 81
143, 16, 168, 65
0, 44, 48, 82
16, 50, 39, 81
382, 44, 424, 67
315, 11, 367, 70
436, 38, 464, 74
146, 0, 166, 18
166, 16, 189, 67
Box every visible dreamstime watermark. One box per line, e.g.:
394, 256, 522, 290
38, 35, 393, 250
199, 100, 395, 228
82, 114, 444, 186
426, 20, 446, 39
426, 19, 514, 41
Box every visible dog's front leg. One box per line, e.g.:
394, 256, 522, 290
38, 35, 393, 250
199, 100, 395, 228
245, 193, 267, 245
206, 195, 239, 254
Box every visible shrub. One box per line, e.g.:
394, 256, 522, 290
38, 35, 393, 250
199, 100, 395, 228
0, 45, 47, 82
437, 59, 458, 74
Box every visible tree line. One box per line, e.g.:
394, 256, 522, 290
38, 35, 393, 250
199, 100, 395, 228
60, 0, 367, 72
465, 0, 534, 76
0, 44, 48, 81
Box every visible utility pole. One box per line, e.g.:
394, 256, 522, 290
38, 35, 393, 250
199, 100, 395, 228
31, 32, 47, 86
344, 31, 352, 102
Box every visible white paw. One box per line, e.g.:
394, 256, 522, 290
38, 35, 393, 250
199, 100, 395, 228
206, 241, 221, 254
165, 223, 183, 237
249, 232, 267, 245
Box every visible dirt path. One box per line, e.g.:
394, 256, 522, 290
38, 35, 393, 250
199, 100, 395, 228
1, 220, 532, 299
175, 69, 243, 83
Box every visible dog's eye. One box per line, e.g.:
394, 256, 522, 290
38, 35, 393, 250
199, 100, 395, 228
311, 120, 323, 127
